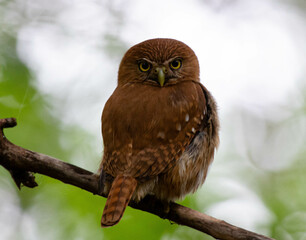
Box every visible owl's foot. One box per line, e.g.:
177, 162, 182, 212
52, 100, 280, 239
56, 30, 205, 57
98, 169, 106, 195
98, 169, 114, 196
160, 200, 171, 218
138, 195, 171, 219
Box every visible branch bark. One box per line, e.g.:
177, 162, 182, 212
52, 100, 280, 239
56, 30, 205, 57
0, 118, 274, 240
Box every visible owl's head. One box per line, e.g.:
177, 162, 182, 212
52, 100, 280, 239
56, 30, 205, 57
117, 38, 200, 87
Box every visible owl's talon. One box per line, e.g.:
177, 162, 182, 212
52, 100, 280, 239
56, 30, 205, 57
155, 199, 171, 219
161, 200, 171, 217
98, 169, 105, 195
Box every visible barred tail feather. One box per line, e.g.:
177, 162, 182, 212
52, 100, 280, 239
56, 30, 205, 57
101, 175, 137, 227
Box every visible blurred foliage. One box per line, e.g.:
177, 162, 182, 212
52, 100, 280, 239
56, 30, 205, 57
1, 0, 306, 240
237, 96, 306, 240
0, 25, 104, 240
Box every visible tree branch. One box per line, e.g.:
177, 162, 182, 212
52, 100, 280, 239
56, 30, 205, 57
0, 118, 273, 240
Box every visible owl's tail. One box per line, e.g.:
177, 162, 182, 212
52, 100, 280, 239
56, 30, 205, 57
101, 175, 137, 227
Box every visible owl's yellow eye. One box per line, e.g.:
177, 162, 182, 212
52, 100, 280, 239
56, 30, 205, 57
139, 61, 151, 72
170, 59, 182, 70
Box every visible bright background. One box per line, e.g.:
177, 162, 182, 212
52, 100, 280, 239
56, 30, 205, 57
1, 0, 306, 239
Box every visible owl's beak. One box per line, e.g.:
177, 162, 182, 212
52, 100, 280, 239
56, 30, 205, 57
156, 67, 166, 87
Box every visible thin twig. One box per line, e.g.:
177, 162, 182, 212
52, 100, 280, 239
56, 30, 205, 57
0, 118, 274, 240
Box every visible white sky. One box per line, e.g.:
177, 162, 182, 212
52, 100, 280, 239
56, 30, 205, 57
4, 0, 305, 236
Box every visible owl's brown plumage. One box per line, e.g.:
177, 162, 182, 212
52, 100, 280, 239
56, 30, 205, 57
99, 38, 219, 227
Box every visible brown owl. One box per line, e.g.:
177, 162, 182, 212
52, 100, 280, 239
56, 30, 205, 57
99, 38, 219, 227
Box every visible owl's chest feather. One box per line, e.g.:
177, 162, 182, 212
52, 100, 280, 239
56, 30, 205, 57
103, 83, 200, 151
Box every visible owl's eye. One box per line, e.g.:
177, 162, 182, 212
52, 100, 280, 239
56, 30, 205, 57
139, 61, 151, 72
170, 59, 182, 70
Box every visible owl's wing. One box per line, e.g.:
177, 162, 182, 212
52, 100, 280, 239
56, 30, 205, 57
101, 81, 218, 181
128, 81, 219, 179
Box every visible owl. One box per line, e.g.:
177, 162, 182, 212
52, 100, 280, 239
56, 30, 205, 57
99, 38, 219, 227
